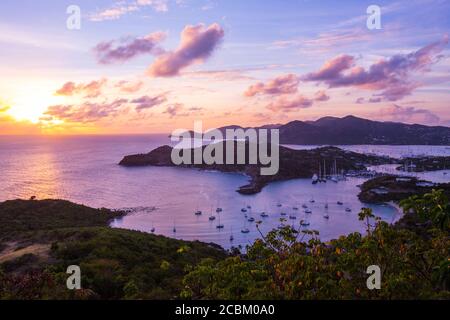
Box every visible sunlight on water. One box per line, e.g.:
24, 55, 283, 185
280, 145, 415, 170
0, 136, 448, 249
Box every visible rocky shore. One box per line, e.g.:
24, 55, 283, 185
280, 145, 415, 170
358, 175, 450, 203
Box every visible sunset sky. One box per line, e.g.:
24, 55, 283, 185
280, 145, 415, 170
0, 0, 449, 134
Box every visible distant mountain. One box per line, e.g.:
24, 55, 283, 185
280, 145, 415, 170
216, 116, 450, 145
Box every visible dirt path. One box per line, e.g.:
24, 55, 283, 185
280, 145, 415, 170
0, 242, 50, 263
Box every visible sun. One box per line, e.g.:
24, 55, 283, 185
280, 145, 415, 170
7, 89, 63, 123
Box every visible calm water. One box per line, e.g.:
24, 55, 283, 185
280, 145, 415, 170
0, 136, 448, 249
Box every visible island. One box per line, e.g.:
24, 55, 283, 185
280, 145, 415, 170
119, 143, 394, 195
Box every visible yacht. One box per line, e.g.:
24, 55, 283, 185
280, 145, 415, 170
312, 173, 319, 184
241, 228, 250, 234
280, 212, 287, 216
305, 209, 312, 214
216, 208, 223, 213
209, 215, 216, 221
302, 204, 308, 209
293, 206, 299, 210
195, 210, 202, 216
289, 215, 297, 220
241, 208, 247, 213
345, 208, 352, 212
300, 221, 310, 226
337, 201, 344, 205
323, 214, 330, 219
247, 217, 255, 222
260, 212, 269, 218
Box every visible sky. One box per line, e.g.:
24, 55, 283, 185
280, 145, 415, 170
0, 0, 449, 134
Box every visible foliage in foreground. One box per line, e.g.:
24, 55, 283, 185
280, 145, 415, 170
182, 190, 450, 299
0, 200, 225, 300
0, 191, 448, 300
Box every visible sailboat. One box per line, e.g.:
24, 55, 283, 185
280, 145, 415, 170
173, 220, 177, 233
241, 220, 250, 233
331, 159, 338, 183
209, 207, 216, 221
230, 228, 234, 242
150, 221, 155, 233
312, 173, 319, 184
216, 199, 223, 213
321, 159, 327, 182
323, 202, 329, 219
216, 212, 224, 229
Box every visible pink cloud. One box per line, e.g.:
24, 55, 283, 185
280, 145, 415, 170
163, 103, 184, 117
148, 23, 224, 77
377, 104, 441, 124
94, 32, 166, 64
45, 99, 128, 123
314, 90, 330, 102
55, 79, 107, 98
304, 55, 355, 82
115, 80, 144, 93
267, 95, 313, 112
131, 94, 167, 111
244, 74, 300, 97
304, 37, 449, 101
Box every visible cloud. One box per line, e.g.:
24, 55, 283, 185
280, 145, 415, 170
244, 74, 300, 97
115, 80, 144, 93
266, 95, 313, 112
55, 79, 107, 98
94, 32, 166, 64
148, 23, 224, 77
314, 90, 330, 102
131, 94, 167, 111
90, 0, 168, 22
304, 37, 449, 101
163, 103, 184, 117
185, 69, 255, 81
304, 55, 355, 82
44, 99, 128, 123
377, 104, 441, 124
355, 96, 382, 104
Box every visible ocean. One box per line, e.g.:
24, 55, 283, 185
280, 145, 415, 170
1, 135, 449, 249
